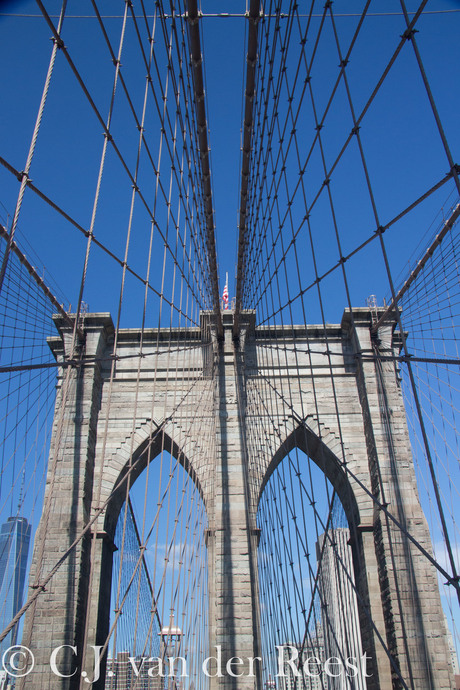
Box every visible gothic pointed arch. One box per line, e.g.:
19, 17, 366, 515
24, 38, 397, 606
258, 419, 362, 531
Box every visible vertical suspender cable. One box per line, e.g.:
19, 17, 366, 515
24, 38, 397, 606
186, 0, 223, 340
234, 0, 260, 340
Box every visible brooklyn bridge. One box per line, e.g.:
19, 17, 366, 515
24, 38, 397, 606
0, 1, 459, 689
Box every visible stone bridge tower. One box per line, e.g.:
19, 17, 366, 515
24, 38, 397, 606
19, 308, 454, 689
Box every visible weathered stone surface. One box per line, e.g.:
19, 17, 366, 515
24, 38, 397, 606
19, 309, 454, 690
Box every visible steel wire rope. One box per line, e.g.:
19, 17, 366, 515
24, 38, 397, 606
127, 5, 181, 661
62, 4, 140, 678
307, 11, 418, 678
241, 1, 367, 310
391, 189, 459, 290
403, 396, 460, 543
128, 278, 213, 684
109, 376, 213, 682
0, 258, 56, 530
0, 357, 210, 645
127, 471, 208, 689
134, 0, 214, 308
255, 365, 459, 600
0, 159, 200, 322
273, 455, 314, 649
251, 379, 343, 629
350, 2, 460, 606
286, 1, 452, 672
247, 324, 359, 681
255, 170, 457, 324
100, 435, 208, 679
243, 1, 327, 296
126, 387, 213, 688
0, 239, 78, 668
102, 452, 186, 667
421, 258, 458, 537
34, 0, 212, 317
86, 2, 172, 672
397, 268, 460, 547
122, 0, 209, 609
262, 24, 370, 668
241, 5, 356, 668
260, 20, 361, 614
240, 0, 300, 306
399, 0, 460, 199
258, 443, 409, 687
304, 1, 454, 636
31, 352, 210, 668
243, 3, 431, 317
4, 9, 460, 20
0, 0, 68, 295
0, 370, 55, 491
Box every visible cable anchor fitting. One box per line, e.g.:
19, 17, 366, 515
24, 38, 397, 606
401, 28, 418, 41
52, 36, 65, 50
186, 10, 202, 25
445, 574, 460, 589
17, 170, 31, 184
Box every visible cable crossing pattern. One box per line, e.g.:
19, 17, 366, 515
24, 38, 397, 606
0, 2, 458, 690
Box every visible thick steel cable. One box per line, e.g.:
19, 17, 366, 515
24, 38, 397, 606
0, 0, 68, 295
0, 365, 210, 646
0, 154, 204, 324
34, 1, 214, 317
234, 0, 261, 338
241, 3, 431, 316
187, 0, 223, 339
243, 0, 458, 600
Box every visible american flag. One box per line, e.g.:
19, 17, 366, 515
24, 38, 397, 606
222, 273, 229, 310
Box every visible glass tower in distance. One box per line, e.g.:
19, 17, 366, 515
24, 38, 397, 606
0, 516, 31, 655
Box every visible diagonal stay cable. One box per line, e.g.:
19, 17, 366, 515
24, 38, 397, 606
256, 366, 459, 593
0, 155, 202, 324
33, 0, 211, 314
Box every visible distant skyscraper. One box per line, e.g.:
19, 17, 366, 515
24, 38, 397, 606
278, 624, 327, 690
0, 516, 31, 656
317, 528, 367, 690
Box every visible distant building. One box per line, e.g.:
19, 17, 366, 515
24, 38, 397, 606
444, 613, 460, 688
105, 651, 165, 690
265, 673, 277, 690
0, 517, 31, 655
278, 625, 327, 690
316, 528, 366, 690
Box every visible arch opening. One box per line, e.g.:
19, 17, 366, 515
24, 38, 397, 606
258, 423, 361, 530
97, 433, 210, 690
257, 440, 369, 690
104, 427, 206, 539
